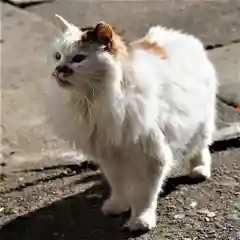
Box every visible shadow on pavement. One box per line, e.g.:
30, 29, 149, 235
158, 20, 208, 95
0, 178, 132, 240
0, 171, 206, 240
210, 137, 240, 152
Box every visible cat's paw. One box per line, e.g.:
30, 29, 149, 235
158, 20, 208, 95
101, 197, 129, 215
124, 210, 156, 231
189, 165, 211, 180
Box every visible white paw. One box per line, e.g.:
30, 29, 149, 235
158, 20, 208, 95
101, 196, 129, 215
125, 210, 156, 231
190, 165, 211, 180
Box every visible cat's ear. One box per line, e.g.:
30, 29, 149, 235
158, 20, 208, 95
93, 22, 113, 45
54, 14, 73, 32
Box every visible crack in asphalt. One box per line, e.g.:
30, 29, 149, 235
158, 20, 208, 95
4, 0, 54, 9
205, 39, 240, 50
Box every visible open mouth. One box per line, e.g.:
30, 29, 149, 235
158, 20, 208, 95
52, 71, 71, 87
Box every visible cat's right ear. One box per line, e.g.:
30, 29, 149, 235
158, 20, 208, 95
54, 14, 72, 32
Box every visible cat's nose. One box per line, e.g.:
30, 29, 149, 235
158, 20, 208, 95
55, 65, 73, 75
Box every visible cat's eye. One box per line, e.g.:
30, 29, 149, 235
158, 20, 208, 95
54, 52, 61, 61
71, 54, 86, 63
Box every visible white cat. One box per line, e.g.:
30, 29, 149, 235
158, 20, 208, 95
45, 14, 217, 231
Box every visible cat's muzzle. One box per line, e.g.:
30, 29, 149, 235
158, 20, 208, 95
52, 65, 73, 87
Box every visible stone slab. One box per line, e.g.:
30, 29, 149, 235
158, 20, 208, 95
208, 43, 240, 106
213, 123, 240, 142
1, 3, 76, 168
218, 83, 240, 107
27, 0, 240, 45
208, 43, 240, 86
216, 100, 240, 129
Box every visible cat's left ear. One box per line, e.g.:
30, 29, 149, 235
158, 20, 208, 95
54, 14, 74, 32
93, 22, 114, 45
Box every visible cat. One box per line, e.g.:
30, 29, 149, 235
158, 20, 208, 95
45, 14, 217, 231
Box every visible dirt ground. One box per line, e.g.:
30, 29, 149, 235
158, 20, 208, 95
1, 145, 240, 240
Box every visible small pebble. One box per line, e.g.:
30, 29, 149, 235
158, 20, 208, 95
233, 201, 240, 211
189, 201, 197, 208
218, 180, 238, 187
197, 208, 216, 218
207, 212, 216, 218
174, 213, 185, 219
215, 222, 223, 229
205, 217, 210, 222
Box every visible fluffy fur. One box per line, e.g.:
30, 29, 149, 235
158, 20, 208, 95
45, 15, 217, 231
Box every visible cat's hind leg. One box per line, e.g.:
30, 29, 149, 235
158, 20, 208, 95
188, 111, 215, 180
189, 148, 212, 179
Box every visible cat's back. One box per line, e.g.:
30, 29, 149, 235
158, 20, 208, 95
129, 26, 217, 150
130, 25, 217, 106
131, 25, 212, 73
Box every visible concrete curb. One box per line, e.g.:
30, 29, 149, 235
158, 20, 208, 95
213, 123, 240, 142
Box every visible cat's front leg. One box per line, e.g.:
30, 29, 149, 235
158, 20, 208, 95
189, 147, 211, 179
100, 161, 130, 215
102, 193, 129, 215
125, 161, 171, 231
125, 140, 173, 231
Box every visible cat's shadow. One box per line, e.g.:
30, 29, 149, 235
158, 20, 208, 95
0, 171, 204, 240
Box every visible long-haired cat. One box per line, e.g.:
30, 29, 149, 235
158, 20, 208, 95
45, 14, 217, 231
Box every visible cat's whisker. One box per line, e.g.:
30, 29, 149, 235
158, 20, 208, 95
74, 72, 103, 97
84, 96, 93, 120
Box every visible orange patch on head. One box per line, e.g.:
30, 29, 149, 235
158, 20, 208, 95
139, 40, 167, 59
80, 22, 127, 58
96, 22, 113, 45
95, 22, 127, 57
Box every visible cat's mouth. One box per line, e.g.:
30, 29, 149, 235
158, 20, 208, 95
52, 71, 71, 87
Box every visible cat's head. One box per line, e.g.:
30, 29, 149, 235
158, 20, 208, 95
51, 14, 127, 96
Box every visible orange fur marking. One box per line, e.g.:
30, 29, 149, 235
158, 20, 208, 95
110, 33, 128, 57
97, 22, 127, 58
236, 105, 240, 111
80, 23, 127, 58
139, 40, 167, 59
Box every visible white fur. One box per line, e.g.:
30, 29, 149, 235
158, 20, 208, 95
45, 23, 217, 231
